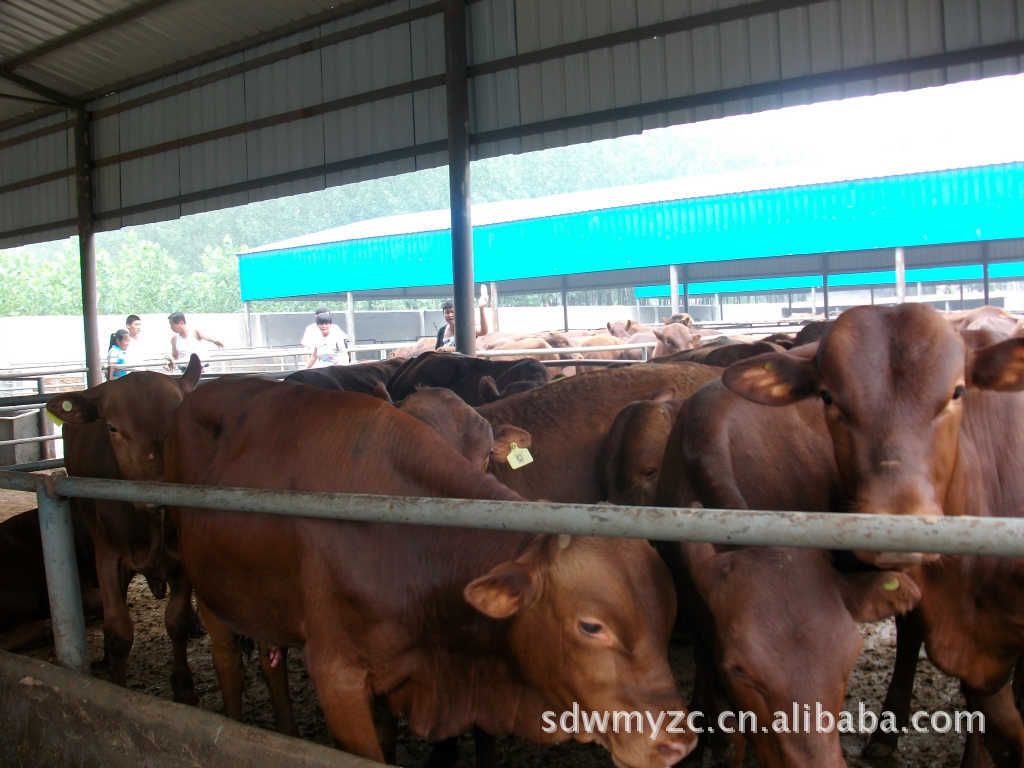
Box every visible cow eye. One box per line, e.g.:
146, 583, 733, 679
579, 621, 604, 636
819, 390, 833, 405
107, 425, 119, 435
952, 385, 965, 400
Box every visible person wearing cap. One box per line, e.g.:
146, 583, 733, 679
302, 307, 351, 368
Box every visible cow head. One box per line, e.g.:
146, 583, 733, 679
398, 387, 498, 472
652, 324, 700, 358
684, 544, 920, 768
47, 355, 202, 481
464, 535, 696, 767
602, 397, 683, 506
722, 304, 1024, 568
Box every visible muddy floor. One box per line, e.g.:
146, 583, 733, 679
3, 488, 968, 767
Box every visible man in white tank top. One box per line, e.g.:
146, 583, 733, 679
167, 311, 224, 371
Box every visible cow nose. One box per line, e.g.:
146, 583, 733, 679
653, 734, 696, 765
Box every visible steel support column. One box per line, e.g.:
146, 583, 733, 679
561, 276, 569, 332
444, 0, 474, 355
983, 244, 991, 305
669, 264, 680, 315
75, 109, 101, 387
894, 247, 906, 304
36, 476, 88, 674
682, 264, 689, 314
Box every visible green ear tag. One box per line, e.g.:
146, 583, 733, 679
45, 410, 65, 426
506, 443, 534, 470
882, 578, 900, 592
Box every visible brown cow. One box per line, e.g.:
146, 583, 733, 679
607, 319, 651, 339
652, 377, 922, 767
45, 358, 202, 702
722, 303, 1024, 566
676, 544, 920, 768
478, 362, 721, 503
157, 378, 695, 766
654, 338, 786, 368
721, 303, 1024, 764
651, 324, 701, 357
0, 507, 101, 651
600, 397, 684, 506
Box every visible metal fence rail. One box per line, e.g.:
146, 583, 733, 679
2, 467, 1024, 677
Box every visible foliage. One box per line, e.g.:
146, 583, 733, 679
0, 124, 782, 317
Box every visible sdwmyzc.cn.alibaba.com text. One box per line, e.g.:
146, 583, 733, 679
540, 702, 985, 740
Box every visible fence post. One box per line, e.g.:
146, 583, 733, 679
36, 474, 88, 674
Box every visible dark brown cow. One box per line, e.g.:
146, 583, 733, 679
721, 303, 1024, 763
45, 359, 202, 701
157, 378, 695, 766
284, 358, 402, 394
0, 507, 101, 651
477, 363, 721, 502
387, 351, 550, 405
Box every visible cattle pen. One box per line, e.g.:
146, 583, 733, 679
0, 467, 1023, 767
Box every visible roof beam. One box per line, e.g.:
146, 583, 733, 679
0, 71, 81, 109
0, 0, 182, 74
77, 0, 402, 103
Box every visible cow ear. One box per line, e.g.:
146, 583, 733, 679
606, 322, 614, 334
652, 327, 666, 342
969, 337, 1024, 391
464, 559, 537, 618
491, 424, 532, 464
371, 381, 394, 403
838, 571, 921, 623
722, 351, 818, 406
625, 319, 635, 332
680, 541, 718, 597
180, 354, 202, 393
478, 375, 501, 403
46, 392, 99, 424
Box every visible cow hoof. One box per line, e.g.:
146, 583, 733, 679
171, 673, 199, 706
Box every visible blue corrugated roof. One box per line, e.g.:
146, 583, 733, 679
238, 161, 1024, 302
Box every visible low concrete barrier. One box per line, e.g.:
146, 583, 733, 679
0, 650, 387, 768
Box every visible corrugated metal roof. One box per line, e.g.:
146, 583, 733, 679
0, 0, 367, 125
236, 160, 1024, 302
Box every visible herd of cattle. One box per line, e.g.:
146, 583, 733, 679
2, 302, 1024, 767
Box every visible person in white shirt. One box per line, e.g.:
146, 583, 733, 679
168, 311, 224, 371
302, 307, 351, 368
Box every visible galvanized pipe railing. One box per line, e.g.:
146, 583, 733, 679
4, 469, 1023, 674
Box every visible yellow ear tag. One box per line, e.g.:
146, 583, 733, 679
882, 578, 900, 592
506, 442, 534, 470
45, 409, 65, 427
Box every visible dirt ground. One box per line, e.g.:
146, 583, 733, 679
3, 487, 968, 767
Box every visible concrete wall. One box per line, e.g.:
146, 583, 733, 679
0, 650, 385, 768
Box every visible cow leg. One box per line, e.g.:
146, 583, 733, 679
474, 728, 496, 768
257, 642, 297, 736
963, 681, 1024, 768
93, 537, 133, 686
304, 641, 384, 761
864, 610, 924, 761
197, 599, 245, 721
164, 572, 198, 705
1015, 661, 1023, 714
